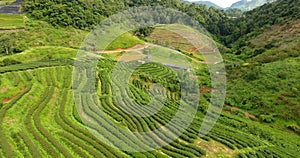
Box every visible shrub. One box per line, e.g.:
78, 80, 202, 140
243, 66, 261, 81
287, 124, 300, 134
277, 72, 287, 79
259, 114, 275, 123
265, 40, 276, 49
134, 27, 154, 38
2, 59, 21, 66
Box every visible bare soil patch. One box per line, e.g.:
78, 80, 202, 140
0, 87, 7, 93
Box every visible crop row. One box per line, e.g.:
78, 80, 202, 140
236, 146, 297, 158
55, 90, 119, 157
0, 84, 32, 157
0, 59, 73, 74
94, 62, 207, 157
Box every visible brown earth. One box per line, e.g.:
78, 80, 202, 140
0, 28, 25, 33
200, 86, 212, 95
224, 105, 258, 121
99, 43, 150, 54
0, 87, 7, 93
2, 86, 25, 103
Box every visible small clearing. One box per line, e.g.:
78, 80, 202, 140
196, 139, 237, 157
0, 87, 7, 93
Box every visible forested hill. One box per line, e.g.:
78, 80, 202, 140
22, 0, 228, 40
230, 0, 276, 11
21, 0, 300, 48
187, 1, 222, 9
222, 0, 300, 46
224, 0, 300, 126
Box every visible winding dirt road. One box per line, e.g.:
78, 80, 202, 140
98, 43, 151, 54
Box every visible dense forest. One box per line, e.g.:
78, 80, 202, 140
21, 0, 300, 48
22, 0, 228, 41
224, 0, 300, 47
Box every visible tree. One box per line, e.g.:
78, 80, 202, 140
0, 35, 13, 55
244, 66, 261, 81
134, 27, 154, 38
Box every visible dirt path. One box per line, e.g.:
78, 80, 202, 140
200, 86, 212, 95
98, 43, 151, 54
0, 28, 25, 33
224, 105, 258, 121
2, 86, 25, 103
96, 42, 216, 65
0, 87, 7, 93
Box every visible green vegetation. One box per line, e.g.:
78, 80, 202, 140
0, 40, 299, 157
0, 0, 15, 5
22, 0, 229, 40
142, 45, 190, 66
0, 14, 24, 29
0, 34, 14, 55
226, 56, 300, 126
223, 0, 300, 46
0, 19, 145, 56
0, 19, 87, 56
106, 33, 144, 50
0, 46, 77, 63
146, 25, 196, 53
221, 0, 300, 132
0, 0, 299, 157
230, 0, 276, 12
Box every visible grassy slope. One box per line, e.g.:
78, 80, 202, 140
250, 20, 300, 63
147, 26, 195, 52
226, 18, 300, 133
106, 33, 144, 50
0, 19, 88, 51
144, 22, 300, 144
0, 18, 145, 60
147, 24, 230, 62
1, 47, 298, 157
0, 46, 77, 63
0, 14, 24, 29
0, 33, 124, 156
0, 0, 15, 5
227, 57, 300, 121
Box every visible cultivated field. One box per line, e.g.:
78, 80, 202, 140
0, 47, 299, 157
0, 14, 24, 29
0, 9, 299, 156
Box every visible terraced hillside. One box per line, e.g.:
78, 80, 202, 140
0, 14, 24, 30
0, 0, 299, 157
0, 45, 299, 157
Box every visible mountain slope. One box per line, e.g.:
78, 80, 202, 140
222, 0, 300, 46
230, 0, 276, 11
22, 0, 229, 43
189, 1, 222, 9
224, 0, 300, 133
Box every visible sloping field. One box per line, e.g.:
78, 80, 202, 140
0, 14, 24, 29
0, 50, 299, 157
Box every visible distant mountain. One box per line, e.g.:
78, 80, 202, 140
230, 0, 276, 11
188, 1, 223, 9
